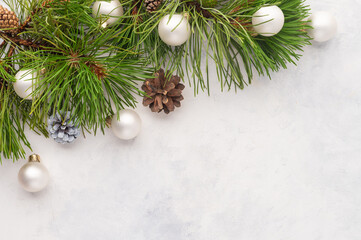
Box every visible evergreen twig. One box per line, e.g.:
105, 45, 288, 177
0, 0, 311, 162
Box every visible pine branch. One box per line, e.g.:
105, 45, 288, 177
0, 0, 312, 161
124, 0, 311, 94
17, 7, 41, 33
0, 0, 152, 161
13, 0, 153, 133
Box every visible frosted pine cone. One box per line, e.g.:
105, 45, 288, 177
48, 112, 80, 144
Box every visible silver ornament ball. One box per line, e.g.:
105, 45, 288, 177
92, 0, 124, 27
13, 69, 37, 100
111, 109, 142, 140
18, 154, 49, 193
307, 11, 337, 42
158, 14, 191, 46
252, 5, 285, 37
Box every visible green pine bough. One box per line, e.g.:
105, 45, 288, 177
0, 0, 311, 162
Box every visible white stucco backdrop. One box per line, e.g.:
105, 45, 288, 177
1, 0, 361, 239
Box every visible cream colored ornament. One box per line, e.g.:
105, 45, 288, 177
158, 14, 191, 46
18, 154, 49, 193
13, 69, 37, 100
307, 11, 337, 42
252, 5, 285, 37
111, 109, 142, 140
92, 0, 124, 27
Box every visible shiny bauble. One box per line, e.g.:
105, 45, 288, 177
307, 11, 337, 42
18, 154, 49, 193
111, 109, 142, 140
92, 0, 124, 27
158, 14, 191, 46
14, 69, 37, 100
252, 5, 285, 37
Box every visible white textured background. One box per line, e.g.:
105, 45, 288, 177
1, 0, 361, 239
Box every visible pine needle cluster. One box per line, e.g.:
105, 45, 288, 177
0, 0, 311, 162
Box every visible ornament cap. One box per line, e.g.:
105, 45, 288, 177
28, 154, 41, 163
106, 115, 113, 127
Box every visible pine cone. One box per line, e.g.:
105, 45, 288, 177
144, 0, 162, 13
48, 112, 80, 144
142, 69, 185, 114
0, 5, 19, 33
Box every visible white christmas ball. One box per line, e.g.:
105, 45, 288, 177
14, 69, 37, 100
158, 14, 191, 46
92, 0, 124, 27
111, 109, 142, 140
307, 11, 337, 42
252, 6, 285, 37
18, 155, 49, 193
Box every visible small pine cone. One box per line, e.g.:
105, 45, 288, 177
48, 112, 80, 144
144, 0, 162, 13
0, 5, 19, 33
142, 69, 185, 114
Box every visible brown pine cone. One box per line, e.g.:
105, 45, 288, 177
0, 5, 19, 33
144, 0, 163, 13
142, 69, 185, 114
